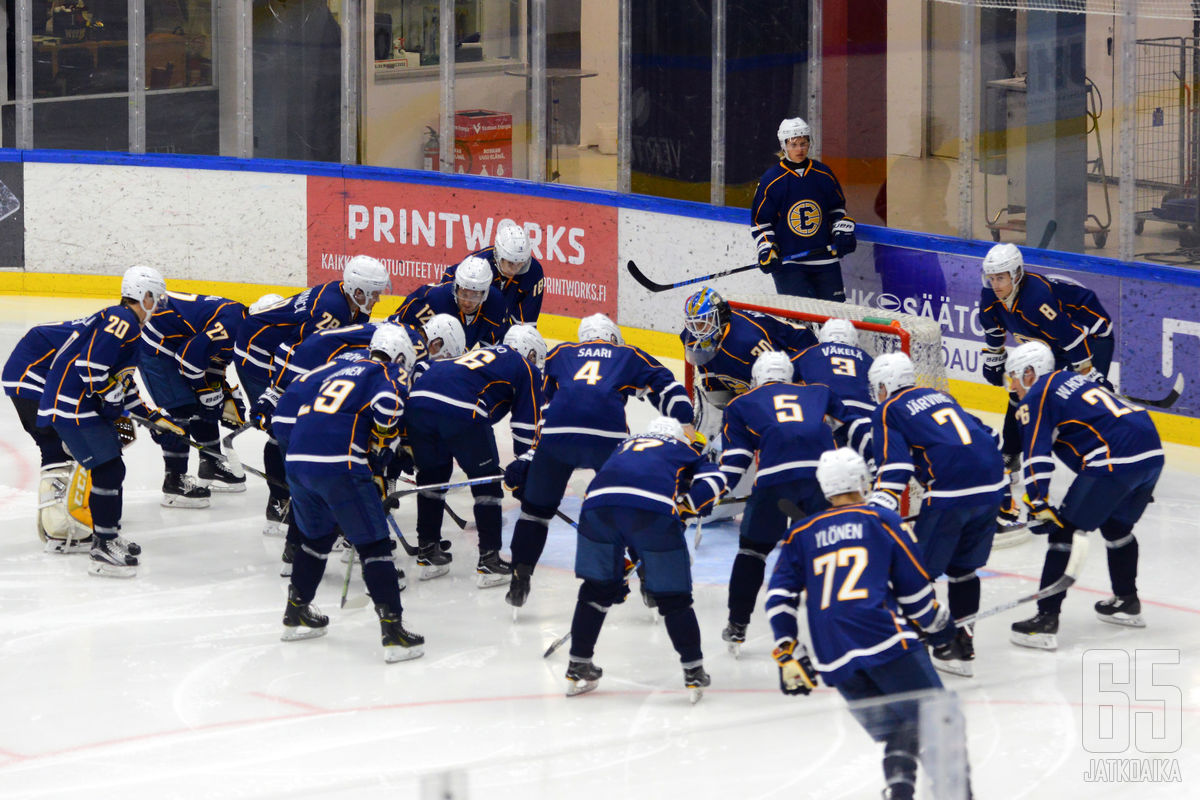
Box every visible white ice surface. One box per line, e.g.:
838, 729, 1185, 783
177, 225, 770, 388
1, 296, 1197, 799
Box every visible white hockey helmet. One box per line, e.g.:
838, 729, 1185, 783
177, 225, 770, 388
369, 322, 418, 368
644, 415, 687, 443
816, 448, 872, 499
751, 351, 794, 387
424, 313, 466, 360
578, 313, 623, 345
981, 242, 1024, 288
342, 255, 391, 315
455, 255, 493, 313
121, 265, 167, 313
249, 293, 284, 314
777, 117, 812, 150
819, 318, 858, 347
493, 221, 532, 274
503, 324, 547, 370
1005, 341, 1055, 386
867, 352, 916, 400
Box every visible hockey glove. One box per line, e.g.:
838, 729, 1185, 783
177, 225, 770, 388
758, 245, 782, 274
866, 490, 900, 513
368, 424, 398, 471
197, 384, 224, 410
149, 409, 186, 437
391, 444, 415, 476
831, 218, 857, 256
982, 347, 1006, 387
772, 640, 819, 696
220, 381, 247, 428
912, 603, 957, 648
504, 451, 534, 500
1023, 494, 1063, 528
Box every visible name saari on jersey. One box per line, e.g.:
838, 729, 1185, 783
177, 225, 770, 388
2, 318, 92, 401
871, 387, 1006, 508
980, 272, 1111, 369
141, 292, 247, 391
391, 282, 510, 350
681, 308, 818, 396
440, 247, 546, 325
750, 157, 847, 267
583, 433, 727, 520
793, 340, 876, 453
406, 345, 543, 455
765, 504, 944, 685
1016, 371, 1164, 505
37, 304, 145, 424
537, 341, 692, 447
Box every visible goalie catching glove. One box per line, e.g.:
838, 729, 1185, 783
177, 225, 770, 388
772, 639, 819, 696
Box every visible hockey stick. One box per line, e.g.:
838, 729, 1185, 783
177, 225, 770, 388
339, 547, 356, 609
556, 509, 578, 528
543, 560, 643, 659
384, 511, 444, 558
626, 247, 834, 293
128, 414, 289, 491
1123, 373, 1185, 410
220, 421, 254, 477
382, 474, 503, 506
954, 532, 1089, 627
1036, 219, 1058, 249
396, 476, 469, 530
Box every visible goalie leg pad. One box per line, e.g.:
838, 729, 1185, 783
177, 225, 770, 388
44, 463, 97, 553
37, 467, 72, 542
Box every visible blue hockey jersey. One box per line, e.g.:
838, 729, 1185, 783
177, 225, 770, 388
720, 382, 847, 487
681, 309, 817, 396
871, 386, 1005, 508
537, 340, 692, 448
391, 282, 509, 350
284, 358, 408, 474
406, 345, 542, 455
440, 247, 546, 324
750, 158, 847, 267
233, 282, 363, 384
270, 322, 426, 395
765, 504, 943, 685
582, 433, 727, 519
1017, 371, 1164, 505
3, 317, 92, 401
37, 304, 144, 424
793, 341, 875, 452
141, 292, 247, 391
980, 272, 1112, 369
271, 357, 350, 452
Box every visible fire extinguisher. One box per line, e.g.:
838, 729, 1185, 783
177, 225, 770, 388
422, 126, 439, 171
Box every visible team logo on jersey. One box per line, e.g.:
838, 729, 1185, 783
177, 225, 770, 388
787, 200, 822, 238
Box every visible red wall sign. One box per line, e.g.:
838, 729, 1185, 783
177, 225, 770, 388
307, 176, 619, 318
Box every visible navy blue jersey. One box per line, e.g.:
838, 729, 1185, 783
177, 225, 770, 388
720, 383, 845, 487
3, 317, 91, 400
793, 341, 875, 452
681, 309, 818, 395
391, 282, 509, 350
750, 158, 847, 267
270, 322, 426, 395
872, 387, 1005, 508
233, 281, 362, 383
440, 247, 545, 324
980, 272, 1112, 368
1017, 371, 1164, 505
766, 504, 943, 685
271, 357, 350, 452
406, 345, 542, 455
538, 340, 692, 448
284, 358, 408, 474
582, 433, 727, 519
141, 292, 246, 391
37, 304, 144, 424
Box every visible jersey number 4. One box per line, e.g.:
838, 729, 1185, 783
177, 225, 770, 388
813, 546, 869, 609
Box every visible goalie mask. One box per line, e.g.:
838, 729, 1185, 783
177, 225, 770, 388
683, 287, 730, 366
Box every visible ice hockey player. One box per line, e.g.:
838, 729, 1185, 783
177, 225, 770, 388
750, 116, 856, 301
36, 265, 187, 577
791, 318, 876, 456
404, 324, 545, 583
503, 313, 694, 609
718, 350, 859, 655
564, 416, 727, 702
766, 448, 971, 800
439, 220, 545, 325
406, 314, 466, 384
1005, 341, 1162, 650
278, 323, 424, 662
3, 314, 91, 542
867, 352, 1005, 677
234, 255, 390, 535
979, 242, 1114, 529
392, 256, 510, 349
139, 291, 248, 506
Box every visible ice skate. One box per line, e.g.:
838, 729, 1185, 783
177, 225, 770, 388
197, 458, 246, 493
565, 658, 602, 697
44, 532, 93, 555
161, 472, 211, 508
476, 550, 512, 589
262, 497, 288, 537
376, 604, 424, 662
684, 664, 711, 704
281, 586, 328, 641
88, 535, 138, 578
721, 621, 747, 657
1095, 594, 1146, 628
416, 542, 452, 580
932, 627, 975, 677
506, 564, 532, 610
279, 540, 295, 577
1010, 612, 1059, 650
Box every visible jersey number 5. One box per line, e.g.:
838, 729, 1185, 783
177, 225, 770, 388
773, 394, 804, 422
813, 546, 869, 609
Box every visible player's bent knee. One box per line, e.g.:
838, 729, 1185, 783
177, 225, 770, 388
303, 532, 339, 556
580, 579, 623, 606
652, 592, 694, 615
90, 457, 125, 490
354, 537, 393, 562
737, 536, 774, 557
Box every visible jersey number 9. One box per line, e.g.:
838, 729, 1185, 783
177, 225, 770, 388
312, 379, 355, 414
